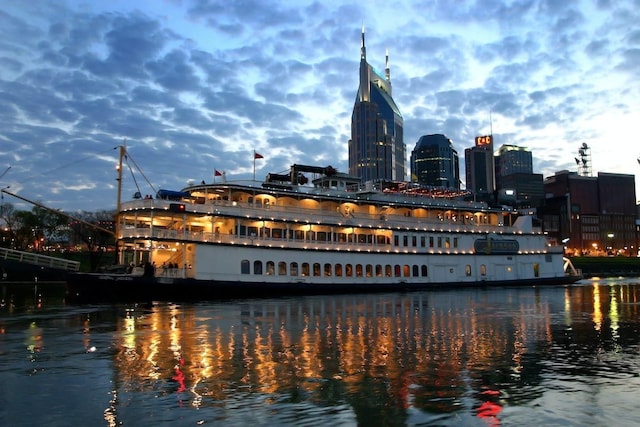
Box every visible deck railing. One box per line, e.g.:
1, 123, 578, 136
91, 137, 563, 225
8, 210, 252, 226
0, 247, 80, 272
120, 198, 532, 234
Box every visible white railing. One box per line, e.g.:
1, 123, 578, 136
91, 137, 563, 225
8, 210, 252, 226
121, 198, 528, 235
0, 247, 80, 272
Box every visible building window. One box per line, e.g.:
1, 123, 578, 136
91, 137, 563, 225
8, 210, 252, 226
421, 265, 428, 277
290, 262, 298, 276
480, 264, 486, 276
335, 264, 343, 277
278, 261, 287, 275
313, 263, 321, 276
266, 261, 275, 275
302, 262, 310, 276
465, 265, 472, 276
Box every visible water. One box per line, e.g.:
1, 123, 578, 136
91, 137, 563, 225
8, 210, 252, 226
1, 278, 640, 427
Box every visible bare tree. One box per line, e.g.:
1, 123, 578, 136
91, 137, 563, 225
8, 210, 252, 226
68, 210, 116, 271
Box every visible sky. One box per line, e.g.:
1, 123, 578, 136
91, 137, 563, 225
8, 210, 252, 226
1, 0, 639, 213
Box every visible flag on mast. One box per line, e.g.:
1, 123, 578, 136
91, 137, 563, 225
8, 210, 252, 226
253, 150, 264, 180
214, 169, 222, 176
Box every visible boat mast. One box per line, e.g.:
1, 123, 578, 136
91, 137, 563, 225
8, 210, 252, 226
115, 144, 125, 264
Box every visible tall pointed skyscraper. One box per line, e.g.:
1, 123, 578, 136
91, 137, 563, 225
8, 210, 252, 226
349, 27, 405, 183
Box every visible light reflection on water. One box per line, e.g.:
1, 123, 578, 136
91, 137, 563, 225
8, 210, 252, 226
1, 279, 640, 426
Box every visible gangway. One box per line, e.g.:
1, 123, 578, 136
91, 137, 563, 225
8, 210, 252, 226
0, 247, 80, 272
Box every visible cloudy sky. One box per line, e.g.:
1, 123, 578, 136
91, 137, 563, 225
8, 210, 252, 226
1, 0, 639, 212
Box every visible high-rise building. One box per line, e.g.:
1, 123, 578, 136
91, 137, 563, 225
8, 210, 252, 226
494, 144, 541, 207
410, 134, 459, 189
495, 144, 533, 176
349, 28, 405, 182
464, 135, 495, 201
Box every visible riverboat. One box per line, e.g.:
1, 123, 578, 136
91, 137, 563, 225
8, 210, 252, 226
66, 148, 581, 302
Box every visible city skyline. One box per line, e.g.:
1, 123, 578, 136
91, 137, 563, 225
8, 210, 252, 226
1, 1, 639, 212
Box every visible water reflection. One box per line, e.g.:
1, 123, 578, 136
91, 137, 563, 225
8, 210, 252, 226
83, 281, 640, 426
2, 280, 640, 426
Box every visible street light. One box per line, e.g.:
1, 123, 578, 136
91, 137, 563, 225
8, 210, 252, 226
607, 233, 614, 255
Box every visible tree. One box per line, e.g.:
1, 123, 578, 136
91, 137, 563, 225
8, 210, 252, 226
68, 210, 116, 271
0, 202, 18, 248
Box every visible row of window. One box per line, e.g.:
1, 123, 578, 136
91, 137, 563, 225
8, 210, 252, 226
240, 260, 492, 278
238, 225, 460, 249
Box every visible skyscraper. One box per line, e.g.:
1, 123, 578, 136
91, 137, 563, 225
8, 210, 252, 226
494, 144, 541, 207
410, 134, 460, 189
464, 135, 495, 201
349, 28, 405, 183
495, 144, 533, 176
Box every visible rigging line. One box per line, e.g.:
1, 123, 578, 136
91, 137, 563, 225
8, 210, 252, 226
125, 150, 157, 194
125, 156, 142, 195
16, 147, 116, 185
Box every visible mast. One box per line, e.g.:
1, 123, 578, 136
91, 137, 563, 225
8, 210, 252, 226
115, 144, 125, 263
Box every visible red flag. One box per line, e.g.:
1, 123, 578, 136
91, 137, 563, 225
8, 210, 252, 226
254, 151, 264, 159
214, 170, 222, 176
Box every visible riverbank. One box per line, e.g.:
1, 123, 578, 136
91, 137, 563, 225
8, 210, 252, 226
570, 256, 640, 278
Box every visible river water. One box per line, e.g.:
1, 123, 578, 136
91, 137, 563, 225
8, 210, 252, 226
1, 278, 640, 427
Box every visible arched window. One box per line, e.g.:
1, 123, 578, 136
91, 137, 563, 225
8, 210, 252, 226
375, 265, 383, 277
266, 261, 275, 275
335, 264, 343, 277
385, 265, 392, 277
394, 265, 401, 277
254, 260, 263, 275
412, 265, 419, 277
324, 263, 332, 276
403, 265, 410, 277
355, 264, 363, 277
278, 261, 287, 275
313, 263, 321, 276
421, 265, 428, 277
302, 262, 310, 276
345, 264, 353, 277
465, 265, 472, 276
365, 264, 373, 277
480, 264, 487, 276
290, 262, 298, 276
241, 260, 250, 274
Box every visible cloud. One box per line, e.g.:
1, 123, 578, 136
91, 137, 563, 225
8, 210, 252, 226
0, 0, 638, 212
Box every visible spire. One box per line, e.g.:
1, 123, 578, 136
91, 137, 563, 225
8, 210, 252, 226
385, 48, 390, 82
360, 24, 366, 60
358, 24, 370, 102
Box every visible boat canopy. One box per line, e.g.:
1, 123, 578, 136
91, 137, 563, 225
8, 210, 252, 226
156, 189, 190, 200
